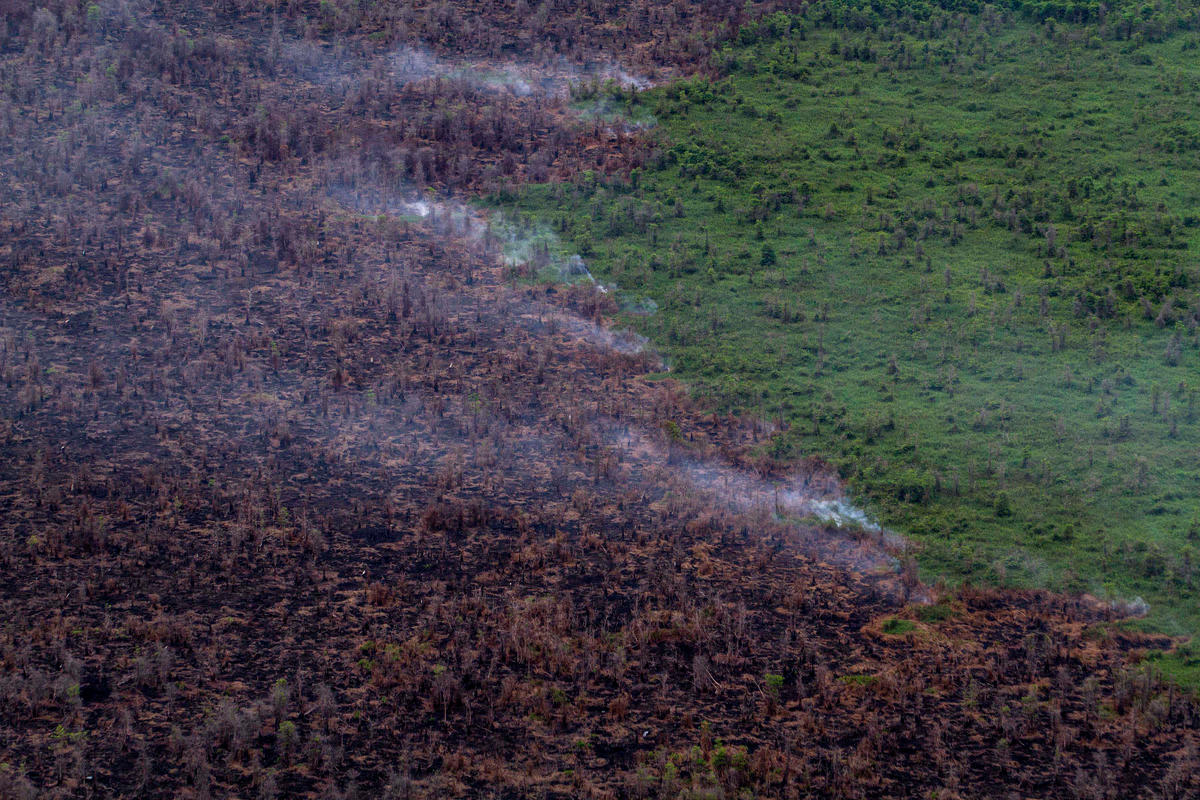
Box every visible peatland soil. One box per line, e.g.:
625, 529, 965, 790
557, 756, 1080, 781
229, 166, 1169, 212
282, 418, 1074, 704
1, 1, 1199, 798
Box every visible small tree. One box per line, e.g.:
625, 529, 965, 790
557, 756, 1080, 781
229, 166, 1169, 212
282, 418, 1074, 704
994, 492, 1013, 517
760, 243, 776, 266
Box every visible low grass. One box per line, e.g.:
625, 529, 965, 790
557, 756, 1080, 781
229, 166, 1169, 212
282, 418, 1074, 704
916, 603, 956, 623
881, 617, 918, 635
492, 7, 1200, 679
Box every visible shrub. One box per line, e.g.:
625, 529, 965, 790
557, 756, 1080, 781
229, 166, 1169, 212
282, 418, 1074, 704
881, 618, 917, 635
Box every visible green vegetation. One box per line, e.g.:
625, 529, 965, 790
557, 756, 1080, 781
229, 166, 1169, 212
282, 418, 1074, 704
914, 603, 955, 623
50, 725, 87, 744
1147, 639, 1200, 687
839, 673, 880, 686
496, 6, 1200, 651
882, 617, 918, 635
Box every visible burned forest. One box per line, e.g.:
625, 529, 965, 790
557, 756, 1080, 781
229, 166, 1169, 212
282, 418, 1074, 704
1, 1, 1199, 798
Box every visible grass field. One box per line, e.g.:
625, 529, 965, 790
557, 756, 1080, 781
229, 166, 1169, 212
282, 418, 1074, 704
495, 9, 1200, 664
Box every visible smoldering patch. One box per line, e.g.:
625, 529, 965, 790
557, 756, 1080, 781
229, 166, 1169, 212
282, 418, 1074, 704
591, 417, 928, 601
